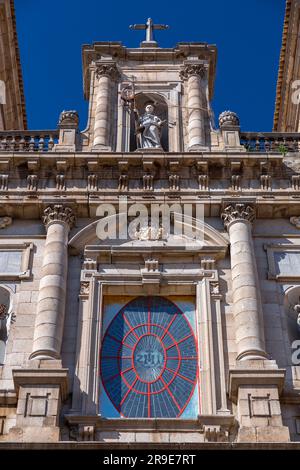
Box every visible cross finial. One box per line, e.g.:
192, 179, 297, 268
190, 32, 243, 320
129, 18, 169, 48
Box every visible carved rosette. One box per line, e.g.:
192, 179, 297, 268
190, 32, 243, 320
58, 110, 79, 129
180, 63, 207, 81
221, 203, 255, 230
95, 63, 120, 81
43, 205, 76, 230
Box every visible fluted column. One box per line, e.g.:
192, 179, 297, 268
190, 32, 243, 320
180, 63, 208, 150
93, 63, 119, 150
221, 203, 267, 361
30, 205, 75, 360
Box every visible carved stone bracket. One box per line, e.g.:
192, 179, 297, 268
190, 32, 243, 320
221, 203, 255, 230
43, 205, 76, 230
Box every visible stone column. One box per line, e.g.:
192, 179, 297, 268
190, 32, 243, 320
221, 203, 267, 361
93, 62, 119, 150
180, 62, 208, 150
30, 205, 75, 361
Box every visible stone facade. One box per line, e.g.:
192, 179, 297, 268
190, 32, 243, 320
0, 13, 299, 449
0, 0, 26, 130
274, 0, 300, 132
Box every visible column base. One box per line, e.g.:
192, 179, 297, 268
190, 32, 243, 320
236, 349, 269, 361
29, 349, 61, 361
8, 367, 69, 443
229, 363, 290, 443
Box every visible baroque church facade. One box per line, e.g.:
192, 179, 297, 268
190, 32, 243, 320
0, 1, 300, 447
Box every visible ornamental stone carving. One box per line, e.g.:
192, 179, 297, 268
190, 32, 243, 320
180, 63, 207, 80
219, 111, 240, 128
43, 205, 75, 230
95, 63, 120, 81
290, 216, 300, 229
293, 304, 300, 331
221, 203, 255, 230
0, 216, 12, 229
58, 110, 79, 129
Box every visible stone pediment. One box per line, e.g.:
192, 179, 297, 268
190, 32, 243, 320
69, 214, 229, 255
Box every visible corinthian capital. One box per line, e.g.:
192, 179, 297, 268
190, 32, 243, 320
43, 205, 76, 230
95, 63, 120, 81
180, 63, 207, 81
221, 203, 255, 230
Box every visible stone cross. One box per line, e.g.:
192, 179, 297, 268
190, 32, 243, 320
130, 18, 169, 47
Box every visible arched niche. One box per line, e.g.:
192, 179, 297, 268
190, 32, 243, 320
0, 286, 12, 364
284, 285, 300, 344
130, 93, 169, 152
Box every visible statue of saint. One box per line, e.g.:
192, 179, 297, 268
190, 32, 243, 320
134, 103, 166, 149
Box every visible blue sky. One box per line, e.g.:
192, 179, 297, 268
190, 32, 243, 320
15, 0, 285, 132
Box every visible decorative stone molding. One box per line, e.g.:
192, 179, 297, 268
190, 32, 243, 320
290, 216, 300, 229
95, 63, 120, 81
201, 258, 215, 270
42, 205, 75, 230
144, 258, 159, 272
180, 63, 207, 80
0, 216, 12, 229
221, 203, 255, 230
58, 110, 79, 129
210, 282, 220, 296
134, 224, 167, 241
82, 258, 97, 270
79, 282, 90, 296
201, 424, 229, 443
219, 110, 240, 128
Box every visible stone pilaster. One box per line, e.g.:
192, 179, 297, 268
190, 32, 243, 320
221, 203, 267, 361
30, 205, 75, 361
180, 62, 208, 151
92, 62, 119, 151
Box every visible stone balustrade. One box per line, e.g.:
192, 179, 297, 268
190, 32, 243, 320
0, 131, 59, 152
240, 132, 300, 153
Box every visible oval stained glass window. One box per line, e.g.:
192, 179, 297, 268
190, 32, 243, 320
100, 296, 198, 418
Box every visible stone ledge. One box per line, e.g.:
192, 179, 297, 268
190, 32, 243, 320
65, 415, 236, 432
12, 369, 69, 400
228, 368, 286, 403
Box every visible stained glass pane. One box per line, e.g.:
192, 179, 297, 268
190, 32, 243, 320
100, 296, 198, 418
